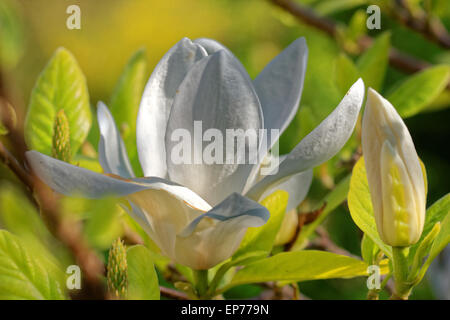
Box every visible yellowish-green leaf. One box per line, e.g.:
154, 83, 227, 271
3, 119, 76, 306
0, 230, 65, 300
334, 53, 360, 95
127, 245, 160, 300
348, 158, 393, 259
109, 49, 147, 175
232, 190, 289, 261
84, 198, 123, 250
409, 193, 449, 261
25, 47, 91, 157
387, 65, 450, 118
357, 32, 390, 91
227, 250, 388, 288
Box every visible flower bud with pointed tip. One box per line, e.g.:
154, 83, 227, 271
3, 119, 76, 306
52, 109, 71, 162
362, 88, 426, 247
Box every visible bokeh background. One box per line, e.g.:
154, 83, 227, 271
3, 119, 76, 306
1, 0, 449, 299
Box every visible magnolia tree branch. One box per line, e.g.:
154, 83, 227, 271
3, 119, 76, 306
309, 226, 361, 260
269, 0, 434, 74
389, 0, 450, 49
160, 286, 189, 300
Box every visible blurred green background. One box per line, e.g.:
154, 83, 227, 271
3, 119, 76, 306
1, 0, 449, 299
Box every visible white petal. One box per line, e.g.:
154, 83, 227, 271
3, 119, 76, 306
175, 193, 269, 269
246, 79, 364, 200
165, 50, 263, 204
26, 151, 211, 211
259, 169, 313, 211
97, 101, 135, 178
253, 37, 308, 150
362, 88, 426, 240
136, 38, 207, 178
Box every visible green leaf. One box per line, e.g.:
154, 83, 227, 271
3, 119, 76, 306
25, 47, 91, 157
416, 212, 450, 283
387, 65, 450, 118
409, 193, 450, 261
361, 233, 380, 264
127, 245, 160, 300
0, 230, 65, 300
428, 212, 450, 263
227, 250, 386, 288
84, 198, 123, 250
348, 158, 392, 259
0, 0, 24, 69
109, 49, 147, 174
334, 53, 360, 95
357, 32, 390, 91
232, 190, 288, 261
0, 183, 49, 240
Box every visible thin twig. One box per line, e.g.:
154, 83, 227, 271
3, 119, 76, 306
389, 0, 450, 49
160, 286, 189, 300
310, 226, 360, 260
269, 0, 435, 75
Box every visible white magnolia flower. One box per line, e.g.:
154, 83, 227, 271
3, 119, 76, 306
362, 88, 426, 247
27, 37, 365, 269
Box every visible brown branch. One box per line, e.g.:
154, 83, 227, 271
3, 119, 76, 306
389, 0, 450, 49
309, 226, 360, 260
160, 286, 189, 300
270, 0, 435, 75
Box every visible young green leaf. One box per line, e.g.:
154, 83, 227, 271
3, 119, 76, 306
25, 47, 91, 157
84, 198, 123, 250
127, 245, 160, 300
409, 193, 450, 262
232, 190, 289, 261
416, 211, 450, 284
387, 65, 450, 118
348, 158, 393, 259
361, 233, 381, 265
334, 53, 360, 95
0, 230, 66, 300
0, 0, 24, 69
356, 32, 390, 91
227, 250, 388, 289
109, 49, 148, 174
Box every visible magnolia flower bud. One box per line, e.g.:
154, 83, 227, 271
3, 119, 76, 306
107, 238, 128, 299
52, 109, 71, 163
362, 88, 426, 247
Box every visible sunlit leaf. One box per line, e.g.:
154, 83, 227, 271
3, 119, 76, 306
409, 193, 450, 262
361, 233, 380, 264
84, 198, 123, 250
25, 47, 91, 157
127, 245, 160, 300
0, 230, 65, 300
348, 158, 392, 259
109, 49, 147, 174
227, 250, 387, 288
387, 65, 450, 118
357, 32, 390, 91
0, 0, 24, 69
232, 190, 289, 261
334, 53, 360, 97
